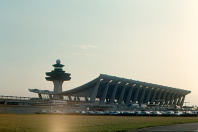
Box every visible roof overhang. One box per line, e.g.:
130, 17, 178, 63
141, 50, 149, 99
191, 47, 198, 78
29, 74, 191, 95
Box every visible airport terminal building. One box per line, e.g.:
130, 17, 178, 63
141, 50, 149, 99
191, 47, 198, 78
29, 60, 191, 107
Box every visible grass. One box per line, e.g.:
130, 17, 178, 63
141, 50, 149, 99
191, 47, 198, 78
0, 114, 198, 132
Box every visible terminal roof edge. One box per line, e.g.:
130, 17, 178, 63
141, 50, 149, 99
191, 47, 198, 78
55, 74, 191, 95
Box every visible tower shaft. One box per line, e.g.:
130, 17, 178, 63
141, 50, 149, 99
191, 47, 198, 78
53, 80, 64, 92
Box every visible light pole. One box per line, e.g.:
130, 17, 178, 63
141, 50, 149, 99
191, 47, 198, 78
184, 102, 190, 113
184, 102, 190, 107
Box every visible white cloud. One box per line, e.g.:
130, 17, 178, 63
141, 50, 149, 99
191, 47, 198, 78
75, 53, 102, 57
72, 45, 99, 50
52, 53, 71, 58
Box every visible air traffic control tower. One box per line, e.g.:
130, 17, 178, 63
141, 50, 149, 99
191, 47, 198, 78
45, 59, 71, 93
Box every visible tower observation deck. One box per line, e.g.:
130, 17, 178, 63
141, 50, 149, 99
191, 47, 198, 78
45, 59, 71, 93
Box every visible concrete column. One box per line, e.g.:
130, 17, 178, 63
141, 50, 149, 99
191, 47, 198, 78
133, 85, 142, 103
160, 90, 168, 106
173, 93, 180, 105
177, 94, 182, 106
150, 88, 158, 104
77, 96, 80, 101
145, 87, 153, 105
110, 82, 119, 104
49, 94, 53, 100
180, 95, 186, 107
165, 91, 172, 105
139, 86, 147, 105
38, 93, 42, 99
125, 85, 134, 104
68, 96, 72, 101
155, 89, 163, 105
78, 97, 81, 101
118, 84, 127, 104
90, 80, 101, 103
85, 97, 88, 101
101, 81, 111, 103
169, 92, 176, 105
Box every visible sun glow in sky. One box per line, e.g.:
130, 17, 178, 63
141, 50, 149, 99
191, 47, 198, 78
1, 0, 198, 106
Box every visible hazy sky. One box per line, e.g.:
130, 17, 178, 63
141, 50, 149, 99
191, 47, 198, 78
1, 0, 198, 106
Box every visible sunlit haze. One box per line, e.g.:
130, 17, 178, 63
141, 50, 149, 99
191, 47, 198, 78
1, 0, 198, 106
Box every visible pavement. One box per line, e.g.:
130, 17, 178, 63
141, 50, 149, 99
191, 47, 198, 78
128, 122, 198, 131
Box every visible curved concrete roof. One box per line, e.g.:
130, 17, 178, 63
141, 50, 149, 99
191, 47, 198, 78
56, 74, 191, 95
